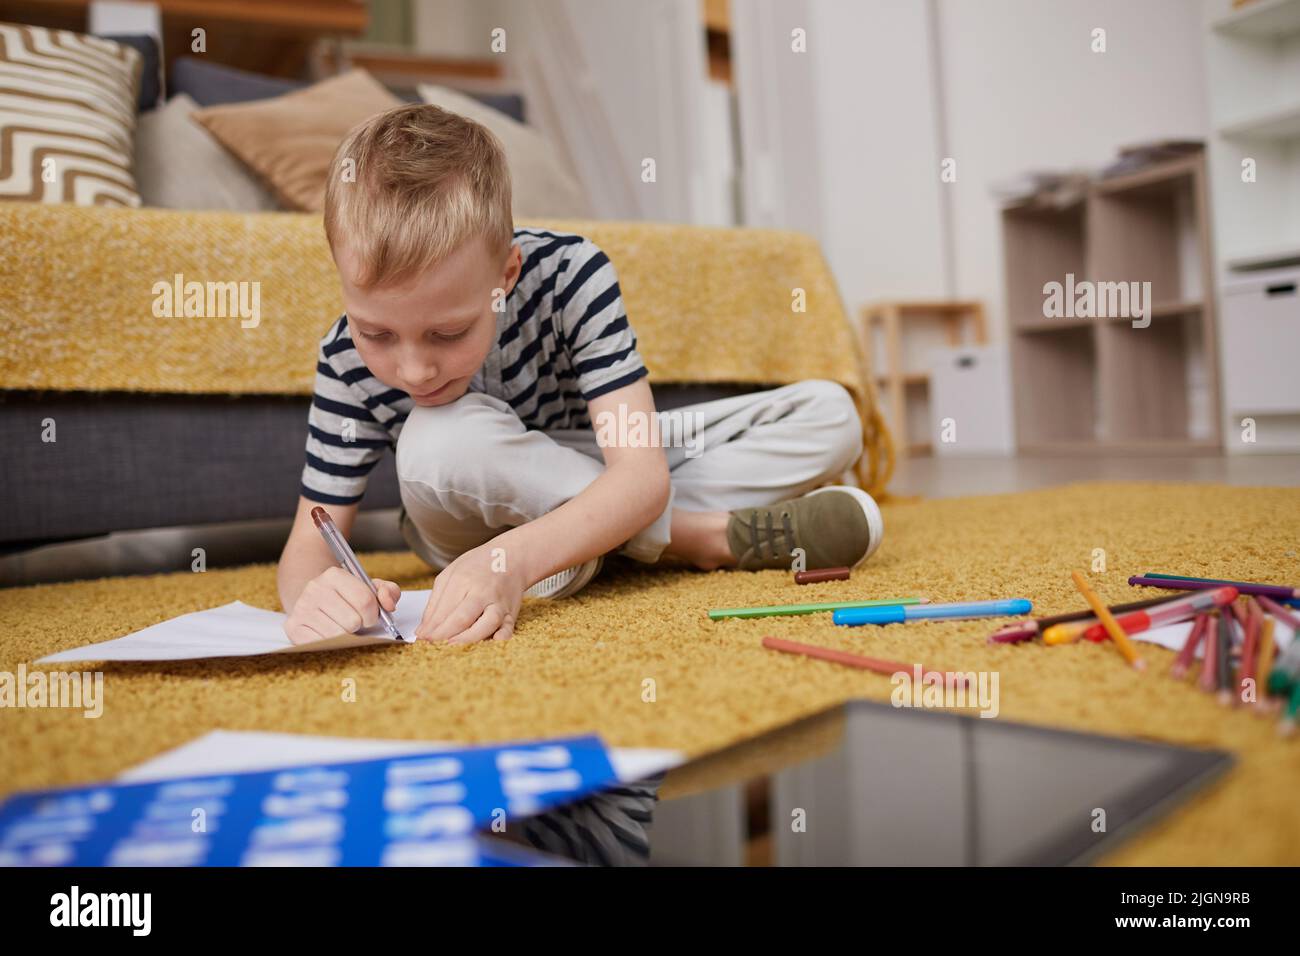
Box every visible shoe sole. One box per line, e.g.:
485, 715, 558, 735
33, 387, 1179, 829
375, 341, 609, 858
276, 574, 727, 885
525, 555, 604, 599
805, 484, 884, 566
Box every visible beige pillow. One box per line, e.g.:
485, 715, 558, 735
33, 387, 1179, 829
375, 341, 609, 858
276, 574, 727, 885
134, 94, 280, 211
0, 22, 141, 206
418, 83, 592, 219
192, 69, 402, 211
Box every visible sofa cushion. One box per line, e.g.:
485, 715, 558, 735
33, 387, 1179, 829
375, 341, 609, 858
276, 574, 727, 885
171, 57, 528, 124
134, 93, 281, 211
170, 56, 303, 107
98, 33, 161, 110
191, 69, 403, 211
0, 21, 141, 206
418, 82, 590, 219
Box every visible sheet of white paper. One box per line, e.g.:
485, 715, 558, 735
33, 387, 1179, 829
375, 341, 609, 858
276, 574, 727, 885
117, 730, 685, 786
1131, 618, 1294, 656
37, 590, 435, 663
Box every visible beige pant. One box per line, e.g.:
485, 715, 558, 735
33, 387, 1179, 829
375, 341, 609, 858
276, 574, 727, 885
396, 380, 863, 570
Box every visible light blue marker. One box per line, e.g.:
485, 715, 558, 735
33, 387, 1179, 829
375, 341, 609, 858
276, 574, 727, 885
833, 598, 1032, 627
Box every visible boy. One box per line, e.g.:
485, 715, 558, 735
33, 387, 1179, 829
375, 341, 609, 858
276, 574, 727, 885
277, 104, 882, 646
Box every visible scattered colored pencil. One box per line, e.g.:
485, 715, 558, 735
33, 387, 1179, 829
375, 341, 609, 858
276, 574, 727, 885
1130, 574, 1299, 601
987, 595, 1178, 645
1237, 598, 1262, 706
1199, 617, 1219, 692
1071, 571, 1144, 671
760, 636, 967, 686
1063, 586, 1236, 645
1256, 617, 1277, 716
1216, 612, 1234, 706
1258, 595, 1300, 631
1170, 613, 1210, 680
708, 596, 926, 621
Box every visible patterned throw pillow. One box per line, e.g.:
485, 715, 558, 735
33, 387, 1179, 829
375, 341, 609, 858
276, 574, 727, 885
0, 22, 142, 206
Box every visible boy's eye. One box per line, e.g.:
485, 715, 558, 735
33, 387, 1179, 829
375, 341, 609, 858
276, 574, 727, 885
433, 328, 470, 342
360, 331, 391, 342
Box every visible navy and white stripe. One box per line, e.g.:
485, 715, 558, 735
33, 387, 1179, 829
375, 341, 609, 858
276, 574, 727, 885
301, 228, 648, 504
519, 775, 663, 866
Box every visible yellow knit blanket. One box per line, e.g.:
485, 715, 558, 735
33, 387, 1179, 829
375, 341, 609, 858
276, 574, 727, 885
0, 203, 892, 493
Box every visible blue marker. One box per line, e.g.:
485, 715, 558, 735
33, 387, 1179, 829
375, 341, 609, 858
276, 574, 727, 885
833, 598, 1032, 627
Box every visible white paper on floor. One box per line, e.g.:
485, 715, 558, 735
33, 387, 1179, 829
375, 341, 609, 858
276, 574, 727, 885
1130, 618, 1294, 657
37, 590, 435, 663
117, 730, 685, 786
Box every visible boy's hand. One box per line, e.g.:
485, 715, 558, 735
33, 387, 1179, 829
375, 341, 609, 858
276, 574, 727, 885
283, 566, 401, 645
416, 542, 525, 645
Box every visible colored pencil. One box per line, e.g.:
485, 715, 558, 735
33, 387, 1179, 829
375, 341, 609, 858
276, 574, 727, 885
1131, 574, 1299, 601
1258, 595, 1300, 631
1199, 617, 1219, 692
987, 595, 1178, 644
760, 636, 966, 686
1171, 613, 1210, 680
708, 596, 926, 621
1237, 598, 1262, 706
1217, 612, 1234, 706
1065, 586, 1236, 645
1256, 617, 1277, 716
1071, 571, 1144, 671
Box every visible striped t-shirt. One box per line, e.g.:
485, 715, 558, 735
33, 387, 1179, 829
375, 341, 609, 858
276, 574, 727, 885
301, 228, 648, 505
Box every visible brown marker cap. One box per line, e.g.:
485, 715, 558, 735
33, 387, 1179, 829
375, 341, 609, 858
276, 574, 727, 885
794, 567, 851, 585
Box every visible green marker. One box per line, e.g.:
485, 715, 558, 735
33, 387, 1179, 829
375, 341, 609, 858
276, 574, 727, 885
1281, 682, 1300, 738
709, 596, 926, 621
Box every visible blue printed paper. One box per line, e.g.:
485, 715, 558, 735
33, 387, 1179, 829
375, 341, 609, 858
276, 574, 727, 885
0, 735, 615, 867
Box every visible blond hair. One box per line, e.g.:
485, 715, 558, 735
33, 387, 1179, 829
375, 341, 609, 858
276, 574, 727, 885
324, 103, 513, 289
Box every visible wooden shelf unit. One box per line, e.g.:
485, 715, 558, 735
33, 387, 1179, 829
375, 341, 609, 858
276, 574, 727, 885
1005, 154, 1222, 452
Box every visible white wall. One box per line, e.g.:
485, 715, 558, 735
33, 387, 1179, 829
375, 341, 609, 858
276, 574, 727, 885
498, 0, 729, 224
734, 0, 1210, 337
413, 0, 507, 58
936, 0, 1210, 338
807, 0, 949, 309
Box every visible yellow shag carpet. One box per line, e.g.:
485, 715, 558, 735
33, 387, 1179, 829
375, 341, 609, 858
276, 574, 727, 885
3, 481, 1299, 865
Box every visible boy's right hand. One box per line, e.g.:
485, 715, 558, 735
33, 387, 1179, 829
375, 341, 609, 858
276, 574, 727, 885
283, 566, 401, 645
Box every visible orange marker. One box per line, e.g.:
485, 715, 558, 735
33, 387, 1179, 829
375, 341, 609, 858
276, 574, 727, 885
1071, 570, 1144, 671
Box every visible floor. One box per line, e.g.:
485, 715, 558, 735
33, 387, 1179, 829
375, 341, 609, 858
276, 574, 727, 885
4, 453, 1298, 588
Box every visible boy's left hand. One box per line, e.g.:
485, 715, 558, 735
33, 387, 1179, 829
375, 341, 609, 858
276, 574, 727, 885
415, 541, 526, 645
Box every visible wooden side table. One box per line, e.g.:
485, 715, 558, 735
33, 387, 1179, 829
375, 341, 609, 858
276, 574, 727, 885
859, 300, 988, 455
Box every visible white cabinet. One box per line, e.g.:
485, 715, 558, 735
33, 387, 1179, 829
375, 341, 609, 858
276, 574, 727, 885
927, 345, 1015, 456
1220, 267, 1300, 452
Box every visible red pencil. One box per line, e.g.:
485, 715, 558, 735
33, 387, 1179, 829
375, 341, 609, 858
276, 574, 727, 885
1238, 598, 1262, 705
761, 636, 968, 687
1198, 617, 1219, 693
1259, 595, 1300, 631
1171, 613, 1210, 680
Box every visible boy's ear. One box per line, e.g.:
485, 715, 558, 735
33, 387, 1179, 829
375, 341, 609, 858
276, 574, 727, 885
499, 244, 523, 296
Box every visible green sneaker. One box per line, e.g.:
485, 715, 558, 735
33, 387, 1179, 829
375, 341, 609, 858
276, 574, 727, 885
726, 486, 883, 571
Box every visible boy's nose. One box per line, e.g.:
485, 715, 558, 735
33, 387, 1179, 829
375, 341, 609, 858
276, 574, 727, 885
400, 362, 438, 390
